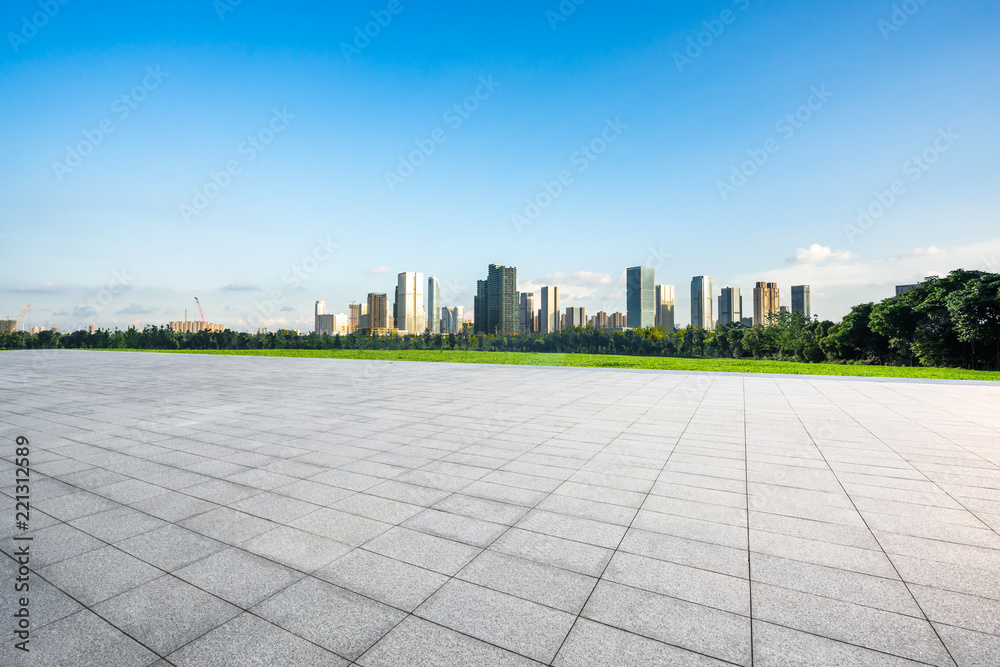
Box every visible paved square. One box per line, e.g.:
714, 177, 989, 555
2, 350, 1000, 666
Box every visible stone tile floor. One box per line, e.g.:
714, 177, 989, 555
1, 350, 999, 666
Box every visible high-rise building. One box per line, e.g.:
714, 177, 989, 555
519, 292, 535, 333
718, 287, 742, 326
627, 266, 655, 328
609, 312, 626, 329
565, 307, 586, 328
592, 311, 609, 329
348, 302, 365, 333
427, 276, 440, 333
315, 301, 336, 335
791, 285, 811, 318
474, 280, 488, 333
540, 286, 560, 333
691, 276, 713, 330
753, 282, 780, 326
895, 284, 918, 296
655, 284, 675, 329
396, 272, 425, 335
442, 306, 465, 334
367, 293, 389, 329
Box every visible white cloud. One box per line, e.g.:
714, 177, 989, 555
220, 281, 261, 291
787, 244, 857, 264
897, 246, 946, 259
369, 265, 389, 274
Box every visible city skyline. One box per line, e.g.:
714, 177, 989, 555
3, 2, 998, 332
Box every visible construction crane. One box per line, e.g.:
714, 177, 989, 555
132, 318, 141, 329
194, 297, 207, 324
14, 304, 29, 331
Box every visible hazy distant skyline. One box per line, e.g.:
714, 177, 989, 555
3, 1, 998, 331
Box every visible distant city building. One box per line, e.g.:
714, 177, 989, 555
540, 286, 560, 333
895, 284, 919, 296
609, 312, 626, 329
256, 328, 268, 334
348, 302, 365, 333
315, 303, 348, 335
627, 266, 655, 328
442, 306, 465, 334
592, 311, 609, 329
740, 316, 753, 327
565, 307, 586, 328
367, 293, 389, 329
519, 292, 535, 333
753, 282, 780, 326
791, 285, 811, 318
30, 326, 43, 334
655, 285, 675, 329
560, 312, 566, 329
718, 287, 742, 326
474, 280, 487, 333
691, 276, 713, 330
427, 276, 440, 334
0, 320, 16, 333
396, 272, 425, 335
168, 320, 224, 334
89, 324, 97, 334
780, 306, 789, 314
473, 265, 518, 335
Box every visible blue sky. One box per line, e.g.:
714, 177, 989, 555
2, 0, 998, 331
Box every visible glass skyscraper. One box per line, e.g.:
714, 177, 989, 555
691, 276, 713, 330
627, 266, 655, 328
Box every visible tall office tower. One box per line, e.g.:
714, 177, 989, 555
565, 307, 586, 328
315, 301, 325, 334
540, 286, 560, 333
655, 284, 676, 329
519, 292, 535, 333
487, 264, 518, 336
348, 302, 362, 333
395, 272, 425, 335
367, 293, 389, 329
593, 311, 609, 329
691, 276, 713, 330
753, 282, 780, 326
427, 276, 440, 333
442, 306, 465, 334
474, 280, 488, 334
535, 310, 541, 333
718, 287, 742, 325
627, 266, 656, 328
791, 285, 811, 318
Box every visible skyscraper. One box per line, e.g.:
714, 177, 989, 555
348, 302, 365, 333
367, 293, 388, 329
565, 307, 586, 328
519, 292, 535, 333
753, 282, 780, 326
442, 306, 464, 334
627, 266, 655, 328
474, 280, 488, 334
473, 265, 518, 335
691, 276, 713, 330
315, 301, 325, 335
718, 287, 742, 326
655, 284, 675, 329
540, 286, 560, 333
396, 272, 425, 335
791, 285, 811, 318
427, 276, 440, 333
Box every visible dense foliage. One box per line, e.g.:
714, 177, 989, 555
4, 270, 998, 371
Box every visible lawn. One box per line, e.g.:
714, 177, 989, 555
116, 348, 1000, 381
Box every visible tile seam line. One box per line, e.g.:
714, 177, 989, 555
338, 372, 673, 664
546, 373, 725, 666
774, 381, 960, 667
743, 376, 755, 667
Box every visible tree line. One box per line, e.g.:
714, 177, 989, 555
4, 269, 998, 371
